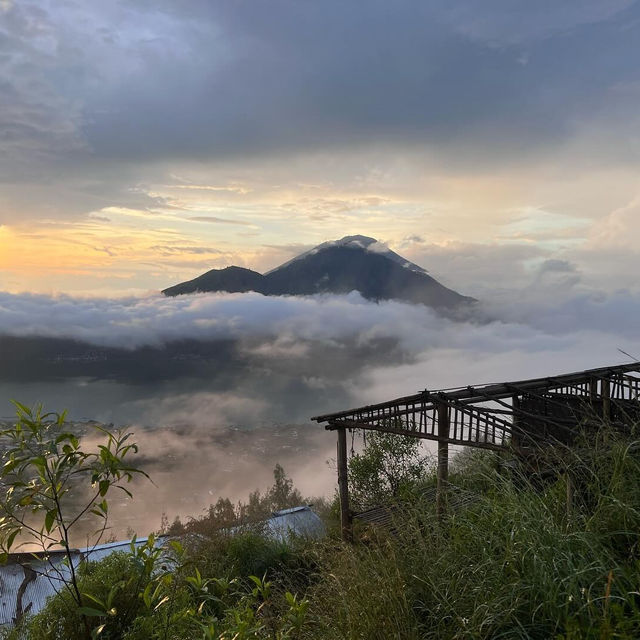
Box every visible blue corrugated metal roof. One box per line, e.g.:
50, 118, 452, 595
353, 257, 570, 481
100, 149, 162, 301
0, 506, 325, 628
0, 552, 78, 626
0, 537, 163, 627
265, 506, 326, 542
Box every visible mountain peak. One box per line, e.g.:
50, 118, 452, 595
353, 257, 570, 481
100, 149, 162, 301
333, 234, 377, 247
162, 234, 475, 313
267, 235, 427, 276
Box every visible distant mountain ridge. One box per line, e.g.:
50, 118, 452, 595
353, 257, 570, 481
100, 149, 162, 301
162, 235, 475, 312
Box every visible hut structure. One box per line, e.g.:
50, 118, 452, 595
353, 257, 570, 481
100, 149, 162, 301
312, 362, 640, 540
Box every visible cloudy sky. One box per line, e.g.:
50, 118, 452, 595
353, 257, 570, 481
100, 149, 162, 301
1, 0, 639, 295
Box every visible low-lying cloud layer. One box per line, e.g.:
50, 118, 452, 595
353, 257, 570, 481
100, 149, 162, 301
2, 285, 639, 351
0, 290, 445, 349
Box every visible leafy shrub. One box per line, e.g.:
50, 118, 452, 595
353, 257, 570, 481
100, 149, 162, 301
16, 551, 153, 640
348, 431, 431, 510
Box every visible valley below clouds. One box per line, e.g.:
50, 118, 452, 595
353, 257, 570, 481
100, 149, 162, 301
1, 288, 639, 539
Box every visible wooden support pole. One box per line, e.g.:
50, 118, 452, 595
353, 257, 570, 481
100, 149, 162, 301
601, 378, 611, 423
436, 402, 450, 519
336, 426, 352, 541
511, 394, 521, 451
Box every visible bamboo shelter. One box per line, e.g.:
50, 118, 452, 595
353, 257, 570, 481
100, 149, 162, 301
312, 362, 640, 540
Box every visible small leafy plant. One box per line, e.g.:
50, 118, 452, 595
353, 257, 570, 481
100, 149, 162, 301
0, 401, 147, 637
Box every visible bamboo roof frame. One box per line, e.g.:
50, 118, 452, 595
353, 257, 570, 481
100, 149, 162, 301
312, 361, 640, 450
311, 361, 640, 539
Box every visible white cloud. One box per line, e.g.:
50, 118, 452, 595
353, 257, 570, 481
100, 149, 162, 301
0, 290, 451, 350
588, 195, 640, 250
1, 286, 638, 359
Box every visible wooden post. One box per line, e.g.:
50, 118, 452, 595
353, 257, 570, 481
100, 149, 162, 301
589, 378, 598, 422
601, 378, 611, 423
436, 402, 450, 519
511, 394, 521, 451
336, 425, 352, 541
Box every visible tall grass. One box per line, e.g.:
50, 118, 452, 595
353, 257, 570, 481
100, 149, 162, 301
298, 430, 640, 639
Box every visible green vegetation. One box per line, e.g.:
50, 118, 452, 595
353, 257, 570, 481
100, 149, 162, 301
3, 405, 640, 638
0, 402, 147, 638
347, 430, 429, 510
12, 537, 310, 640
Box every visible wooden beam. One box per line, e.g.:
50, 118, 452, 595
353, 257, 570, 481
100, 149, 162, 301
336, 425, 352, 541
436, 402, 450, 519
325, 419, 506, 452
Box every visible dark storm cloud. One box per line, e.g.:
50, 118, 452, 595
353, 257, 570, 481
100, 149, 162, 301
441, 0, 635, 44
81, 0, 640, 163
2, 0, 639, 170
